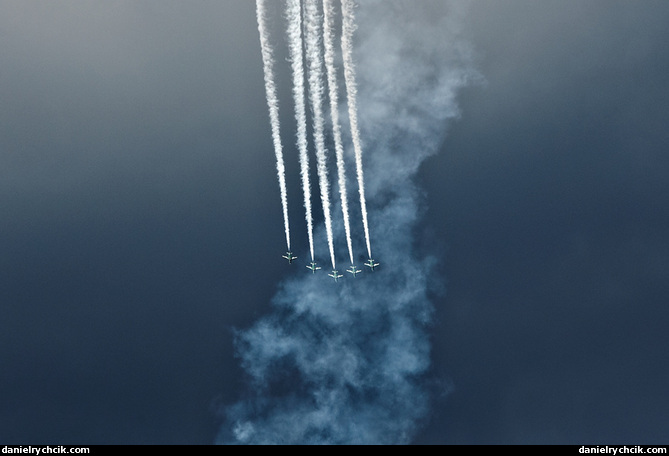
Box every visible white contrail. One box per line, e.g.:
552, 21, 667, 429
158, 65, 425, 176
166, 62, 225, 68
286, 0, 315, 261
305, 0, 336, 270
255, 0, 291, 252
323, 0, 354, 266
341, 0, 372, 260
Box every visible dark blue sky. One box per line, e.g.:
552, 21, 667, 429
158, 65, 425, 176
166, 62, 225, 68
1, 0, 667, 444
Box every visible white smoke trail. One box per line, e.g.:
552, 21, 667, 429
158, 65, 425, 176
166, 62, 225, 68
323, 0, 354, 266
255, 0, 291, 252
221, 0, 477, 444
341, 0, 372, 260
286, 0, 315, 261
304, 0, 336, 270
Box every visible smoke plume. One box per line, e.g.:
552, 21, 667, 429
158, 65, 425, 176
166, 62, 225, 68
255, 0, 291, 251
341, 0, 371, 260
304, 0, 337, 269
221, 0, 476, 444
324, 0, 355, 266
286, 0, 315, 261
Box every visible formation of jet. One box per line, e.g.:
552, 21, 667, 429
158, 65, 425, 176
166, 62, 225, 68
282, 253, 379, 280
282, 252, 297, 264
328, 270, 344, 282
364, 258, 379, 271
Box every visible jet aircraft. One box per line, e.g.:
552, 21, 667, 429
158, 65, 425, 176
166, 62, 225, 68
282, 252, 297, 263
364, 258, 379, 271
328, 270, 344, 282
306, 262, 321, 273
347, 265, 362, 277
